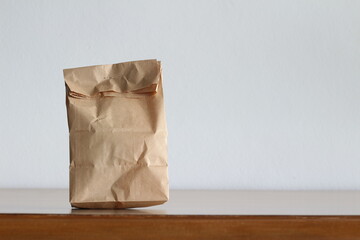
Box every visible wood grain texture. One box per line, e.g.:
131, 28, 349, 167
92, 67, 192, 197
1, 215, 360, 240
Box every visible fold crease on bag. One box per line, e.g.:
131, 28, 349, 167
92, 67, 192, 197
64, 59, 168, 209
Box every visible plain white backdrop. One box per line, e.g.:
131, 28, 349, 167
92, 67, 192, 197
0, 0, 359, 189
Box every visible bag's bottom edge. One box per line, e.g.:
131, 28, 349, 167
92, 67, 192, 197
71, 200, 167, 209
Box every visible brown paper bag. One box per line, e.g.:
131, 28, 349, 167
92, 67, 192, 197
64, 59, 168, 208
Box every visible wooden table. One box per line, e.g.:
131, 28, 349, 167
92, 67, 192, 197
1, 189, 360, 239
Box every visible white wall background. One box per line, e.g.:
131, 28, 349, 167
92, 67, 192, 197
0, 0, 359, 189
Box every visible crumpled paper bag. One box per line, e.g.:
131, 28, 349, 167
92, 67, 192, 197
64, 59, 168, 208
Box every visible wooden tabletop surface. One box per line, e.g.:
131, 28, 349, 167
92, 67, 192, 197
0, 189, 360, 215
1, 189, 360, 240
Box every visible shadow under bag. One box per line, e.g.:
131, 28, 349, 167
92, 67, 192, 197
64, 59, 168, 208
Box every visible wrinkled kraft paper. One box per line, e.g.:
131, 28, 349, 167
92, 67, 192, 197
64, 59, 168, 208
